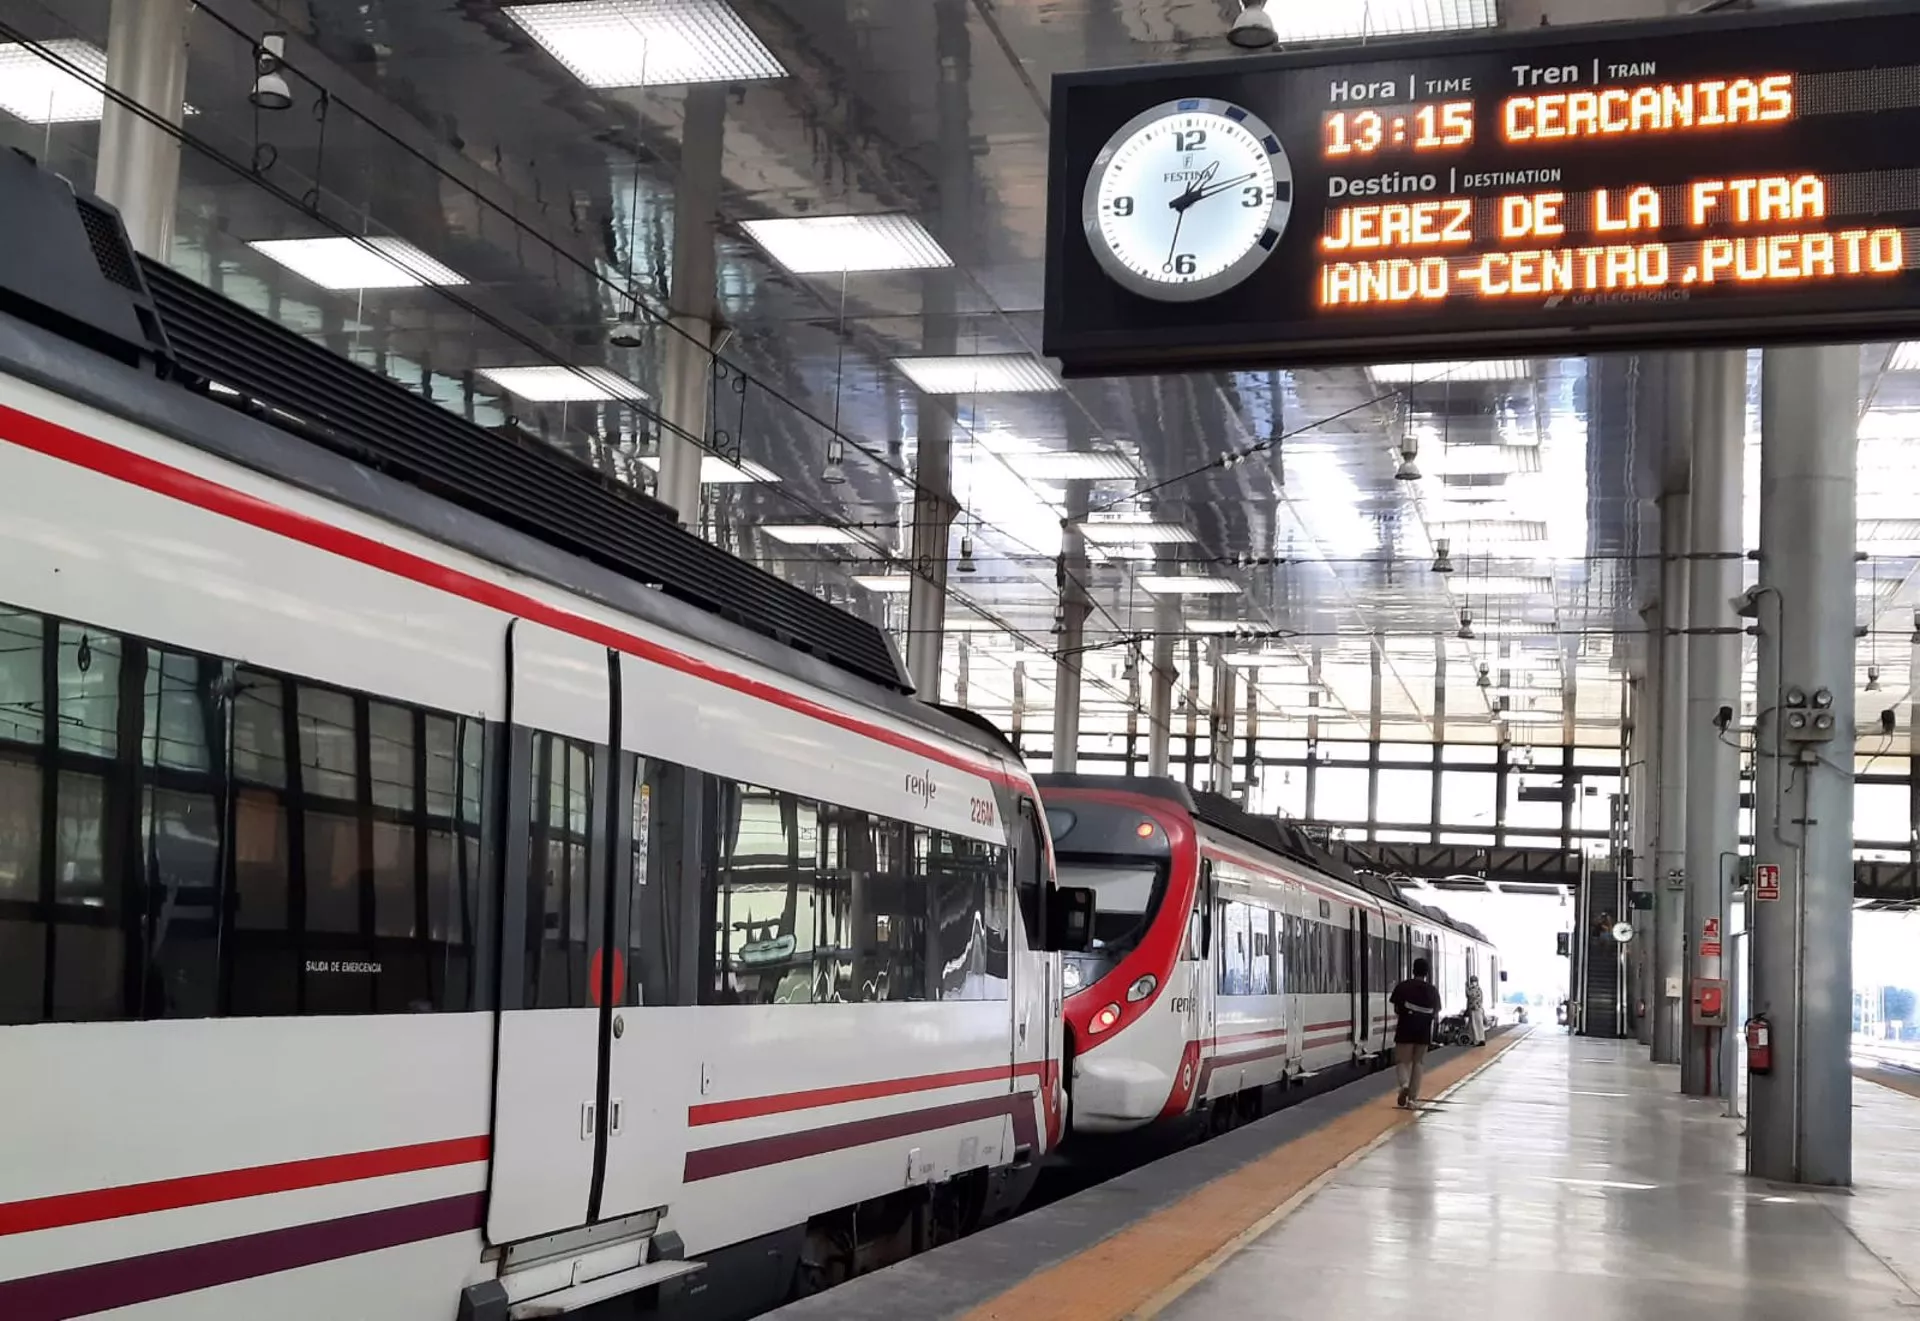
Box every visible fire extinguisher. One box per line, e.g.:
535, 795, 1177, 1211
1746, 1014, 1772, 1074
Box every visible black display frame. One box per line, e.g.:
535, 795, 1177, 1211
1043, 0, 1920, 376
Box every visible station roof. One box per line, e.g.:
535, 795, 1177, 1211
0, 0, 1910, 752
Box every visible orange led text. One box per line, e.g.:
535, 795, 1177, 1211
1323, 200, 1475, 251
1504, 75, 1793, 143
1690, 175, 1827, 226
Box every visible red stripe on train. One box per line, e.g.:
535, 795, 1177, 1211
690, 1060, 1050, 1126
0, 403, 1021, 790
0, 1136, 489, 1238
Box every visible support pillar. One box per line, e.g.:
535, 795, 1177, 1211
1051, 517, 1088, 773
94, 0, 191, 260
1147, 617, 1176, 778
1682, 349, 1745, 1097
1653, 502, 1691, 1062
1749, 345, 1856, 1186
1210, 648, 1236, 793
904, 404, 954, 699
656, 85, 726, 528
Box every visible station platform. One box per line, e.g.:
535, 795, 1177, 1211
770, 1030, 1920, 1321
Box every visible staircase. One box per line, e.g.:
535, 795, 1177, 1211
1582, 928, 1624, 1038
1577, 864, 1626, 1039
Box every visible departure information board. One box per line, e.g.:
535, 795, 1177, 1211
1042, 3, 1920, 376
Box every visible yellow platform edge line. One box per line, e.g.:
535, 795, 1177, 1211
956, 1029, 1530, 1321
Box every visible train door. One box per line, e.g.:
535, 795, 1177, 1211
488, 621, 662, 1243
1012, 791, 1058, 1145
1353, 908, 1371, 1051
1194, 859, 1215, 1059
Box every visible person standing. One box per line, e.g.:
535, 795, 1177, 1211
1466, 973, 1487, 1046
1390, 956, 1443, 1108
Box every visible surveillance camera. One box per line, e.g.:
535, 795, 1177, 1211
1712, 704, 1734, 733
1229, 0, 1278, 49
1881, 708, 1897, 736
1730, 585, 1762, 618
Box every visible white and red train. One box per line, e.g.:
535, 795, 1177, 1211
1039, 776, 1498, 1136
0, 166, 1095, 1321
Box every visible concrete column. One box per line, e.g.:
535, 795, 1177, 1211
1749, 345, 1857, 1186
904, 402, 954, 699
1210, 647, 1237, 793
94, 0, 191, 260
1682, 349, 1745, 1097
1653, 493, 1690, 1065
655, 85, 726, 528
1051, 518, 1088, 773
1147, 617, 1176, 778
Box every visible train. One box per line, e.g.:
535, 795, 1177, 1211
1037, 776, 1499, 1137
0, 158, 1095, 1321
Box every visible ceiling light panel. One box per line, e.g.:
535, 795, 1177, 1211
638, 454, 776, 483
1138, 575, 1241, 595
250, 237, 467, 290
0, 39, 109, 123
852, 574, 913, 593
1891, 342, 1920, 371
480, 365, 645, 402
1273, 0, 1498, 42
1367, 360, 1531, 385
1079, 521, 1197, 546
742, 214, 951, 274
1450, 576, 1555, 596
894, 354, 1059, 394
503, 0, 785, 88
1018, 451, 1139, 480
1185, 619, 1267, 635
761, 524, 862, 545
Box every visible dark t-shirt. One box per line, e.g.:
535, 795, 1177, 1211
1390, 977, 1442, 1045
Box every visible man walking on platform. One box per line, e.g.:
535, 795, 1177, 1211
1390, 957, 1442, 1109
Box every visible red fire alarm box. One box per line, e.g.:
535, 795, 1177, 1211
1691, 978, 1727, 1026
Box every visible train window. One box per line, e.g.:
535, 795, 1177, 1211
527, 733, 598, 1010
1248, 909, 1274, 996
926, 828, 1009, 1001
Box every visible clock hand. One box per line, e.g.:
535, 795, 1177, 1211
1184, 171, 1259, 207
1166, 159, 1221, 212
1163, 206, 1188, 272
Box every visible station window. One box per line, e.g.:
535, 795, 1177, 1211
0, 601, 494, 1026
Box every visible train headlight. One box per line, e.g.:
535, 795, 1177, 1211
1126, 974, 1157, 1003
1063, 962, 1083, 991
1089, 1002, 1122, 1035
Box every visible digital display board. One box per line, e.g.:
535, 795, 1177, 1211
1042, 3, 1920, 375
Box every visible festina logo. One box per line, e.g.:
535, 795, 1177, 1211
1163, 170, 1209, 182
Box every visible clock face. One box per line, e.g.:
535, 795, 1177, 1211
1080, 99, 1293, 303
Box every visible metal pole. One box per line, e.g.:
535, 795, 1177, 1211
1682, 348, 1745, 1098
1629, 668, 1657, 1045
1749, 345, 1856, 1186
94, 0, 191, 260
656, 85, 726, 528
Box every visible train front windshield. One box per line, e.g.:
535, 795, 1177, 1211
1044, 800, 1174, 959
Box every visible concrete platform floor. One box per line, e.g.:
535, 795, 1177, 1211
1161, 1031, 1920, 1320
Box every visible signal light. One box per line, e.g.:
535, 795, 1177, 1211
1136, 821, 1156, 838
1089, 1003, 1122, 1035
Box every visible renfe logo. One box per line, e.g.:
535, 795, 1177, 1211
905, 770, 938, 807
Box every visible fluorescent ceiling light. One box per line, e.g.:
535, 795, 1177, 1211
1428, 519, 1549, 545
894, 354, 1059, 395
1138, 575, 1241, 595
1367, 360, 1530, 385
0, 39, 110, 123
1497, 709, 1566, 724
1891, 343, 1920, 372
742, 214, 950, 274
1220, 652, 1304, 671
638, 454, 777, 483
1185, 619, 1264, 635
1019, 451, 1139, 481
480, 365, 646, 402
250, 237, 468, 290
1079, 520, 1197, 546
852, 574, 913, 593
761, 524, 862, 546
504, 0, 785, 88
1271, 0, 1497, 43
1450, 576, 1555, 596
1436, 446, 1542, 478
